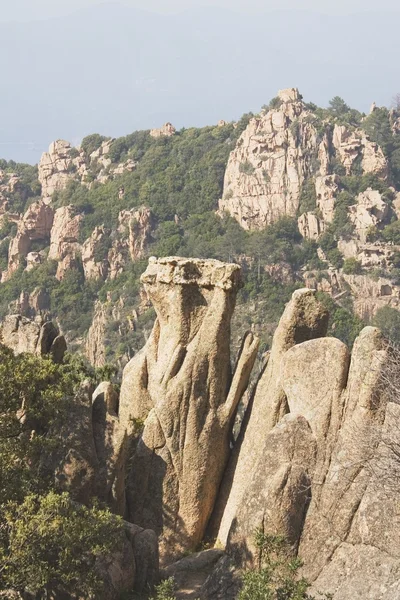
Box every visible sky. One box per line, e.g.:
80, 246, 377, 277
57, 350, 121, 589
0, 0, 399, 163
2, 0, 400, 21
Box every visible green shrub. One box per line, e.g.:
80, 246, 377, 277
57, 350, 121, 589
383, 220, 400, 244
2, 492, 125, 598
151, 577, 177, 600
343, 257, 362, 275
239, 530, 331, 600
239, 160, 255, 176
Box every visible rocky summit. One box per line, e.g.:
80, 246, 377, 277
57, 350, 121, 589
1, 88, 400, 599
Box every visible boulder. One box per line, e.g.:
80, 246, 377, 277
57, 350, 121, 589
2, 200, 54, 281
150, 122, 176, 138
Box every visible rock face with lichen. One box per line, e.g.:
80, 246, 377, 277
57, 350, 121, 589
116, 257, 259, 559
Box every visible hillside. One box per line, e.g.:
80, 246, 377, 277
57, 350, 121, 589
1, 88, 400, 371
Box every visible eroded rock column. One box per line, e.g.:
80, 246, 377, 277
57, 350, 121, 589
117, 257, 258, 559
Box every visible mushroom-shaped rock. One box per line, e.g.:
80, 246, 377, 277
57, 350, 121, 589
116, 257, 259, 559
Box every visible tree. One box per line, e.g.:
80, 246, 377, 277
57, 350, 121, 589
382, 220, 400, 244
1, 492, 125, 598
343, 257, 362, 275
328, 96, 350, 116
392, 93, 400, 111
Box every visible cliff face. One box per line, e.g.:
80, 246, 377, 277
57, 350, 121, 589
219, 88, 389, 231
219, 88, 318, 230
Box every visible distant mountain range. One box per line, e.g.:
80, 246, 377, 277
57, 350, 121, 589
1, 2, 399, 162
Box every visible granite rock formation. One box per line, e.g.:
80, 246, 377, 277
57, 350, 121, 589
116, 257, 259, 559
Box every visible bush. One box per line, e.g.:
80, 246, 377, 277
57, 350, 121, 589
299, 179, 317, 214
80, 133, 109, 157
2, 492, 125, 598
269, 97, 283, 109
343, 257, 362, 275
382, 220, 400, 244
151, 577, 177, 600
239, 160, 255, 176
238, 530, 331, 600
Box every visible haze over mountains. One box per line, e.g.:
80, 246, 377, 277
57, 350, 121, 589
1, 1, 400, 163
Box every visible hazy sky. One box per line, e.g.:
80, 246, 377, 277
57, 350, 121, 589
1, 0, 399, 163
2, 0, 400, 21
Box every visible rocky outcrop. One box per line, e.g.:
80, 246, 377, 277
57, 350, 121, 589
208, 287, 400, 598
150, 122, 176, 138
219, 88, 318, 230
348, 188, 389, 243
213, 289, 329, 545
304, 268, 400, 320
0, 314, 66, 362
116, 257, 259, 559
108, 206, 154, 279
315, 174, 339, 222
85, 301, 108, 367
2, 200, 54, 281
38, 140, 75, 199
332, 125, 388, 178
82, 208, 154, 282
219, 89, 389, 231
82, 226, 110, 280
48, 205, 83, 280
298, 211, 324, 239
300, 328, 399, 598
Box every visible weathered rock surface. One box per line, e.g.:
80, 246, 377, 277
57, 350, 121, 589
332, 125, 388, 178
213, 289, 329, 545
227, 414, 317, 564
116, 257, 259, 559
299, 328, 397, 598
150, 122, 176, 138
304, 268, 400, 320
219, 88, 318, 230
219, 89, 388, 231
349, 188, 389, 242
38, 140, 75, 199
82, 226, 110, 280
210, 292, 400, 599
2, 200, 54, 281
85, 301, 108, 367
0, 314, 65, 361
108, 206, 154, 279
315, 174, 339, 222
48, 205, 83, 280
298, 211, 324, 239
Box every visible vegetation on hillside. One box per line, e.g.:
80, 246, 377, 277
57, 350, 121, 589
2, 96, 400, 363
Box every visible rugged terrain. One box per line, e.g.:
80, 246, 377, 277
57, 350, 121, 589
2, 256, 400, 599
1, 88, 400, 372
